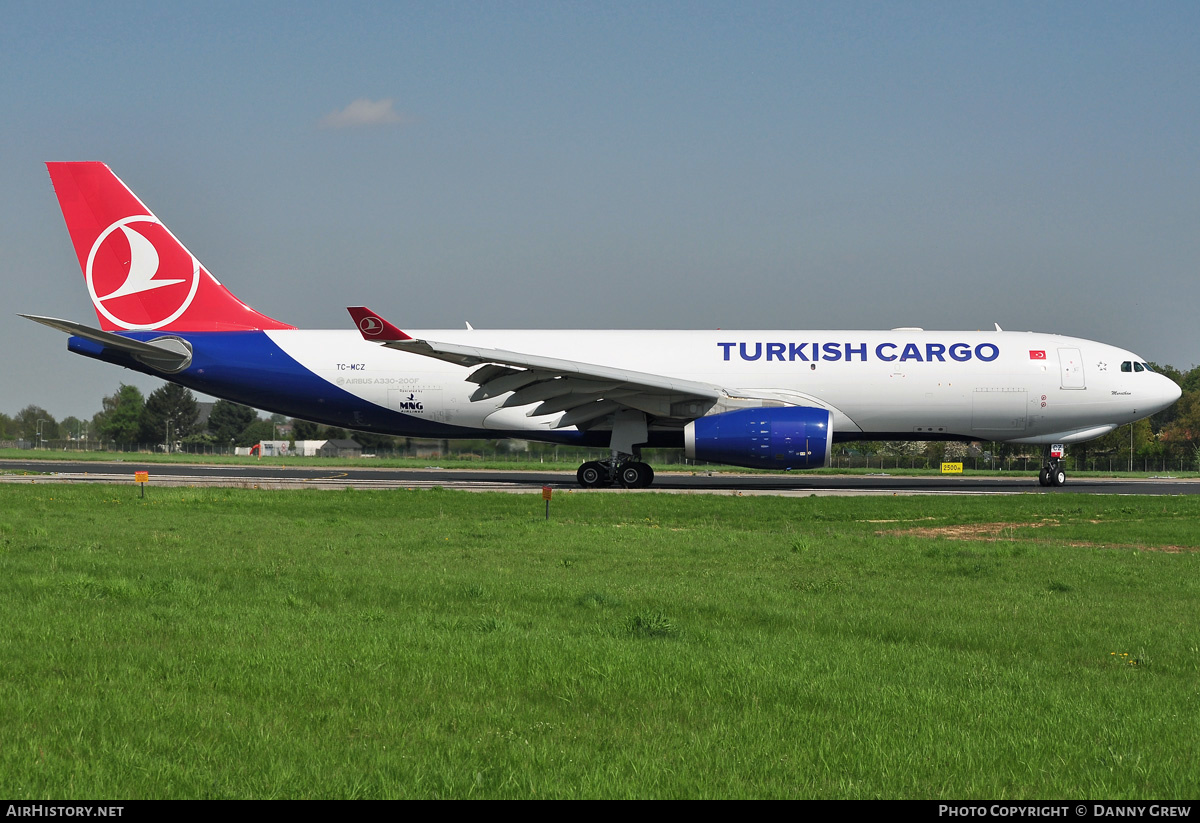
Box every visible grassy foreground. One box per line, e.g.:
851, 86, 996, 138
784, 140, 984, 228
1, 485, 1198, 799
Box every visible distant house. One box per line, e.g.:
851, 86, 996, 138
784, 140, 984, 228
292, 438, 363, 457
293, 440, 326, 457
318, 438, 362, 458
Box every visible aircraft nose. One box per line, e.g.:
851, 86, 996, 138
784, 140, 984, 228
1156, 375, 1183, 411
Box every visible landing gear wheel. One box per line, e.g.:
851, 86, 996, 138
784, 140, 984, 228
618, 462, 654, 489
1038, 458, 1066, 488
1038, 444, 1068, 489
577, 461, 607, 488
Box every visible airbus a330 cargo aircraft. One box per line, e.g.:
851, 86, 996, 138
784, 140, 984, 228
26, 163, 1181, 488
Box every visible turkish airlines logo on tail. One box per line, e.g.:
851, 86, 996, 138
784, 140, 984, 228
1029, 350, 1046, 360
358, 316, 383, 335
86, 216, 201, 330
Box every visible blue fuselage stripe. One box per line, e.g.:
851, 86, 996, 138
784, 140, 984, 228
67, 331, 616, 444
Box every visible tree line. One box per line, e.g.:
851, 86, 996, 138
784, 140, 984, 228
3, 362, 1199, 464
0, 383, 373, 450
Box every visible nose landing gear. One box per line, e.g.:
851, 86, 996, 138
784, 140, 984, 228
1038, 443, 1067, 487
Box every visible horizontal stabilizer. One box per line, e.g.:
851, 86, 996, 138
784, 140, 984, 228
22, 313, 192, 373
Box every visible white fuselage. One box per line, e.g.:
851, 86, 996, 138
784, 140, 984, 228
263, 328, 1180, 445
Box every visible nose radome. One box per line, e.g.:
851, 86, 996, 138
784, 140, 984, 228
1158, 376, 1183, 411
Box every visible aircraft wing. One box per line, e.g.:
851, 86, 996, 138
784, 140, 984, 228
347, 307, 724, 427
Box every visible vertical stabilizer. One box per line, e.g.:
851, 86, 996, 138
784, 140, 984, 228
46, 162, 294, 332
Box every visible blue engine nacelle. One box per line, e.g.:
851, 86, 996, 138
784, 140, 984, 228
684, 406, 833, 470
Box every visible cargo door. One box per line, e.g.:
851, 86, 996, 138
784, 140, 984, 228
971, 389, 1028, 431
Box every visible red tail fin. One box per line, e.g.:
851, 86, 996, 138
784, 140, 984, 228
47, 162, 294, 332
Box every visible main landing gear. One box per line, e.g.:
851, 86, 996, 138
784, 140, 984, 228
575, 409, 656, 489
1038, 443, 1067, 487
577, 458, 655, 488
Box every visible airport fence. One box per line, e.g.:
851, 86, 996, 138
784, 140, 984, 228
5, 439, 1197, 474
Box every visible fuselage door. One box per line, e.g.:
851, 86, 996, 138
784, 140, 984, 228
1058, 348, 1086, 389
971, 388, 1028, 431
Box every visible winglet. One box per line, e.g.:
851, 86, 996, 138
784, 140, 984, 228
347, 306, 413, 341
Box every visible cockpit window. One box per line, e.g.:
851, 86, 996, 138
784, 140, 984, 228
1121, 361, 1132, 372
1134, 362, 1145, 372
1141, 362, 1155, 373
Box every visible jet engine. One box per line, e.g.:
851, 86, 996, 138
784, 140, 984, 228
684, 406, 833, 470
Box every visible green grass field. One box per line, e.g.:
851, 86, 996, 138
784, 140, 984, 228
1, 484, 1197, 798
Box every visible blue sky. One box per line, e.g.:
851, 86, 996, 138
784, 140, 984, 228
3, 1, 1198, 419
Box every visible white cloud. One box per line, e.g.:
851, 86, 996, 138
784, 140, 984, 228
318, 98, 406, 129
